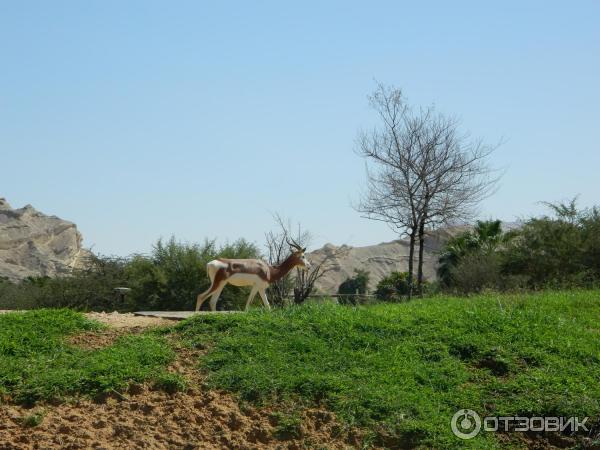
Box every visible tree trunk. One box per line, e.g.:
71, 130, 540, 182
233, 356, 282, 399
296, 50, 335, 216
407, 230, 416, 300
417, 219, 426, 296
294, 269, 311, 304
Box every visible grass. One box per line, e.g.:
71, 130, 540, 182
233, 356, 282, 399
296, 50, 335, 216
21, 410, 46, 427
270, 410, 303, 440
173, 290, 600, 449
0, 309, 176, 404
152, 372, 188, 393
1, 292, 598, 448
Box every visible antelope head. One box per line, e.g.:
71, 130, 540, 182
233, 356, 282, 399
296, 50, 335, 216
286, 237, 311, 271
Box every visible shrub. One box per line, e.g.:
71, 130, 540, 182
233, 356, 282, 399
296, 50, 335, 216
437, 220, 506, 288
0, 280, 39, 310
21, 411, 45, 427
270, 410, 303, 440
449, 252, 502, 294
0, 256, 130, 311
337, 269, 370, 305
374, 271, 411, 301
502, 201, 600, 288
437, 200, 600, 293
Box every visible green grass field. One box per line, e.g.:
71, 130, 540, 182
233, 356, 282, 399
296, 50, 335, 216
173, 290, 600, 448
0, 309, 177, 404
1, 291, 599, 448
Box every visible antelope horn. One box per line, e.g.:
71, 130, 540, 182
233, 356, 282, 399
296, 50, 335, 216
286, 237, 303, 251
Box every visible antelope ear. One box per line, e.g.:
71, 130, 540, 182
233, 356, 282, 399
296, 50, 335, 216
302, 247, 306, 252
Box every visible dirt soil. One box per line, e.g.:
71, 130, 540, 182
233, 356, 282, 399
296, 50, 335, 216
0, 385, 362, 449
85, 311, 174, 329
0, 312, 366, 450
0, 310, 174, 329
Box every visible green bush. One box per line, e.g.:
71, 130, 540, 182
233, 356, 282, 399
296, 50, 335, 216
21, 411, 45, 427
437, 220, 506, 290
152, 372, 187, 393
337, 269, 370, 305
0, 256, 129, 311
502, 201, 600, 288
270, 410, 303, 440
374, 271, 412, 301
0, 279, 39, 310
449, 252, 502, 294
436, 205, 600, 293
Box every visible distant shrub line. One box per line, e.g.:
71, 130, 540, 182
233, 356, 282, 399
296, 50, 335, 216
0, 237, 259, 312
437, 199, 600, 294
359, 199, 600, 301
2, 199, 599, 310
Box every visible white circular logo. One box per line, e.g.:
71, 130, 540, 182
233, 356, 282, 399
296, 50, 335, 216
451, 409, 481, 439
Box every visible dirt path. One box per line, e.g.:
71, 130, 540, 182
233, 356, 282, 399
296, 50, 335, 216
0, 310, 175, 329
85, 311, 175, 329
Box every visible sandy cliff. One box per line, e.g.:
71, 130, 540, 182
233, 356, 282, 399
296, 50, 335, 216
0, 198, 91, 281
308, 227, 465, 293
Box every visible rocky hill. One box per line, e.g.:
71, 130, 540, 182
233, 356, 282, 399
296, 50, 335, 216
308, 227, 467, 293
0, 198, 91, 282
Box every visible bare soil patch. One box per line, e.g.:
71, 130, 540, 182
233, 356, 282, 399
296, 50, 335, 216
85, 312, 174, 329
0, 391, 362, 450
66, 327, 149, 350
69, 312, 174, 349
0, 317, 367, 449
0, 310, 174, 330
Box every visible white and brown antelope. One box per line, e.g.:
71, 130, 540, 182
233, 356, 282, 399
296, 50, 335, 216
195, 239, 311, 312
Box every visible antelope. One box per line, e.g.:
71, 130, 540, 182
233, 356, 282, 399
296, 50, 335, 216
195, 238, 311, 312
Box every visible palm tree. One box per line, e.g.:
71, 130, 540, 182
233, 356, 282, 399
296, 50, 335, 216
437, 220, 505, 286
473, 220, 504, 252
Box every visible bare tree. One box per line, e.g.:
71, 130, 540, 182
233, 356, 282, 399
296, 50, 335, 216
292, 246, 346, 303
356, 83, 499, 297
411, 118, 499, 294
264, 214, 307, 306
355, 84, 428, 298
265, 214, 348, 304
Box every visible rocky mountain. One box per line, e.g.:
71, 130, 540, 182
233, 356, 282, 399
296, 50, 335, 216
0, 198, 91, 282
308, 227, 467, 294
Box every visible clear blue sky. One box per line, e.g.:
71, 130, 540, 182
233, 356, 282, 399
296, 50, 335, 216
1, 1, 599, 256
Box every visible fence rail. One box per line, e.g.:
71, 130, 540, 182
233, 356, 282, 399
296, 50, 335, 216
284, 293, 376, 300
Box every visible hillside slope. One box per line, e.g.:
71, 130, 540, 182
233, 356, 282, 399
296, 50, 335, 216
175, 290, 600, 449
308, 227, 466, 293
